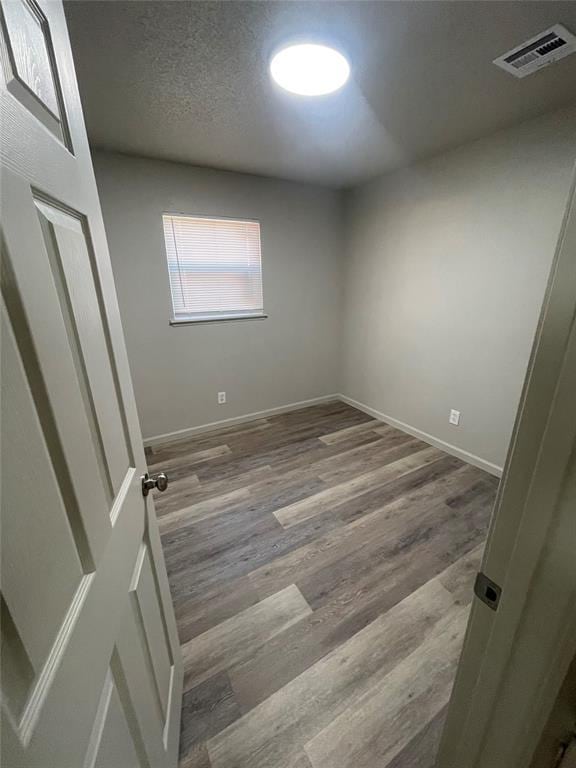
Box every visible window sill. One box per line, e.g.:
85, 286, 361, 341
170, 313, 268, 326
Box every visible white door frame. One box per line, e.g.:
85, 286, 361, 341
438, 164, 576, 767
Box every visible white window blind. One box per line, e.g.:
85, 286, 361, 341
162, 214, 264, 322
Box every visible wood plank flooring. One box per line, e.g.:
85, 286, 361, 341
146, 401, 498, 768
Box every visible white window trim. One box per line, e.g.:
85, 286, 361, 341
169, 311, 268, 326
162, 211, 266, 326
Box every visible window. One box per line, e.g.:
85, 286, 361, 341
162, 214, 265, 323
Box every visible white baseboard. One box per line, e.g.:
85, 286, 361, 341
144, 391, 503, 477
143, 394, 340, 447
337, 394, 503, 478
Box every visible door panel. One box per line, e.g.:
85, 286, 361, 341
34, 198, 132, 498
0, 1, 182, 766
0, 0, 71, 145
3, 176, 111, 563
2, 0, 59, 113
1, 303, 84, 673
116, 590, 173, 768
130, 541, 174, 720
86, 671, 141, 768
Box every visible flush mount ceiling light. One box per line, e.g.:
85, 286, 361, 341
270, 43, 350, 96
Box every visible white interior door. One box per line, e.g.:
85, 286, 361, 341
437, 167, 576, 767
0, 1, 183, 766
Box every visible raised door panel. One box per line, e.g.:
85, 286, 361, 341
92, 682, 141, 768
84, 668, 144, 768
1, 304, 85, 686
2, 175, 113, 564
0, 471, 144, 766
132, 543, 174, 719
34, 199, 133, 499
0, 0, 71, 145
114, 536, 179, 767
2, 0, 58, 110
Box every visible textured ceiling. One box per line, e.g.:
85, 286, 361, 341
65, 1, 576, 188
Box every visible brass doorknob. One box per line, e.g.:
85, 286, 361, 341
141, 472, 169, 497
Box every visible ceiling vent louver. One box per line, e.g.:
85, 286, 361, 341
493, 24, 576, 78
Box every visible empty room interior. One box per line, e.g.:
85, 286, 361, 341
2, 1, 576, 767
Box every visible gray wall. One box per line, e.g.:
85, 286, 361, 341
342, 105, 576, 471
93, 153, 344, 440
95, 107, 576, 467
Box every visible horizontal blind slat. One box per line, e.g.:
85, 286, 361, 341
163, 214, 263, 318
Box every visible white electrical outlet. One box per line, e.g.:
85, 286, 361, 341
449, 409, 461, 426
217, 392, 226, 405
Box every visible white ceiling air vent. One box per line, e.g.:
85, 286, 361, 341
493, 24, 576, 78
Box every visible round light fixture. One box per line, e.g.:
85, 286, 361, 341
270, 43, 350, 96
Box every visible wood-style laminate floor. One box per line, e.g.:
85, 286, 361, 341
146, 401, 498, 768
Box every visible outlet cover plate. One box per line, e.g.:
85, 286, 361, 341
449, 409, 461, 426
